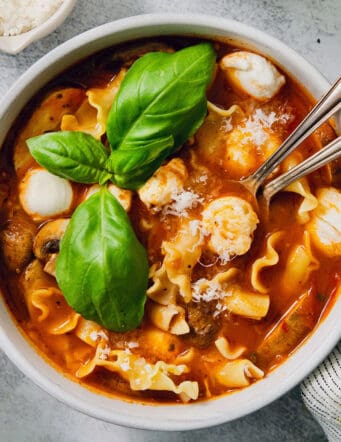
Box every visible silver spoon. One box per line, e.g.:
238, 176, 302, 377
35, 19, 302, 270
262, 136, 341, 204
238, 76, 341, 200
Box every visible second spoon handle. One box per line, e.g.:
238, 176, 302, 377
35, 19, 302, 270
244, 76, 341, 194
262, 136, 341, 202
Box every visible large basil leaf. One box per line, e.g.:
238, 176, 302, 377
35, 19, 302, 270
27, 131, 112, 184
56, 187, 148, 332
106, 42, 216, 189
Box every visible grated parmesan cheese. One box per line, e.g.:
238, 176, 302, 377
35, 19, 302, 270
192, 278, 225, 303
221, 117, 233, 132
120, 360, 131, 372
162, 190, 204, 218
89, 330, 108, 342
239, 108, 291, 147
191, 278, 231, 317
0, 0, 64, 36
98, 345, 111, 360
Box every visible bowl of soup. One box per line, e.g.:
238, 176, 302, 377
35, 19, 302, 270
0, 14, 340, 431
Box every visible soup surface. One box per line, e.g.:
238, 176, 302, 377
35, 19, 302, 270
0, 37, 340, 403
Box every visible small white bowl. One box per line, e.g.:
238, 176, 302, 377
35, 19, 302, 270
0, 0, 77, 54
0, 13, 340, 431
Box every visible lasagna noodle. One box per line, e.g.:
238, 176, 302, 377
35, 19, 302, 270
193, 269, 269, 320
147, 263, 178, 305
162, 221, 204, 302
280, 231, 320, 295
13, 88, 84, 177
22, 260, 80, 335
215, 337, 246, 360
27, 287, 80, 335
76, 343, 199, 402
148, 302, 189, 335
282, 153, 318, 223
61, 69, 126, 139
251, 231, 284, 293
215, 359, 264, 388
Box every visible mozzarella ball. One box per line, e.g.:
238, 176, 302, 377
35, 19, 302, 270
202, 196, 259, 260
308, 187, 341, 256
220, 51, 285, 101
19, 169, 73, 221
85, 183, 133, 212
138, 158, 188, 210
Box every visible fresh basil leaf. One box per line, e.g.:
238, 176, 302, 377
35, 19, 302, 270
27, 131, 112, 184
56, 187, 148, 332
107, 42, 216, 189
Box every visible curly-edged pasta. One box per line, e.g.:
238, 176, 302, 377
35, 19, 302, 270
162, 221, 203, 302
75, 318, 109, 347
251, 231, 284, 293
224, 289, 270, 320
282, 153, 318, 223
192, 268, 269, 320
147, 264, 179, 305
13, 88, 84, 177
215, 337, 246, 360
147, 263, 178, 305
215, 359, 264, 388
281, 231, 319, 295
61, 70, 126, 139
76, 343, 199, 402
148, 302, 189, 335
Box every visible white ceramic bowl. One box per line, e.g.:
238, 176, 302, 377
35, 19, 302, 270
0, 0, 77, 54
0, 14, 340, 431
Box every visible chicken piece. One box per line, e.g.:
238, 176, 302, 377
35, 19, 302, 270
202, 196, 259, 261
0, 217, 36, 272
220, 51, 285, 101
138, 158, 188, 210
19, 169, 73, 221
307, 187, 341, 256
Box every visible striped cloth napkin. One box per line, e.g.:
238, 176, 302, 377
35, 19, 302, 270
301, 342, 341, 441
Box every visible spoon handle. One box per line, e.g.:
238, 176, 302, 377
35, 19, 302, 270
244, 76, 341, 194
262, 136, 341, 201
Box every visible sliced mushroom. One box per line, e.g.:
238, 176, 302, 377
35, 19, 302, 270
0, 217, 36, 272
33, 218, 69, 261
43, 253, 58, 277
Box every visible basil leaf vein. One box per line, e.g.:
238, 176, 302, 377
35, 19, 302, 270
106, 42, 216, 189
56, 187, 148, 332
27, 131, 112, 184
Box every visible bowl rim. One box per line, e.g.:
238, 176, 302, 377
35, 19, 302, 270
0, 13, 340, 432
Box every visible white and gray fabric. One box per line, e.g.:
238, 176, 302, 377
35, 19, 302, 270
301, 342, 341, 441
